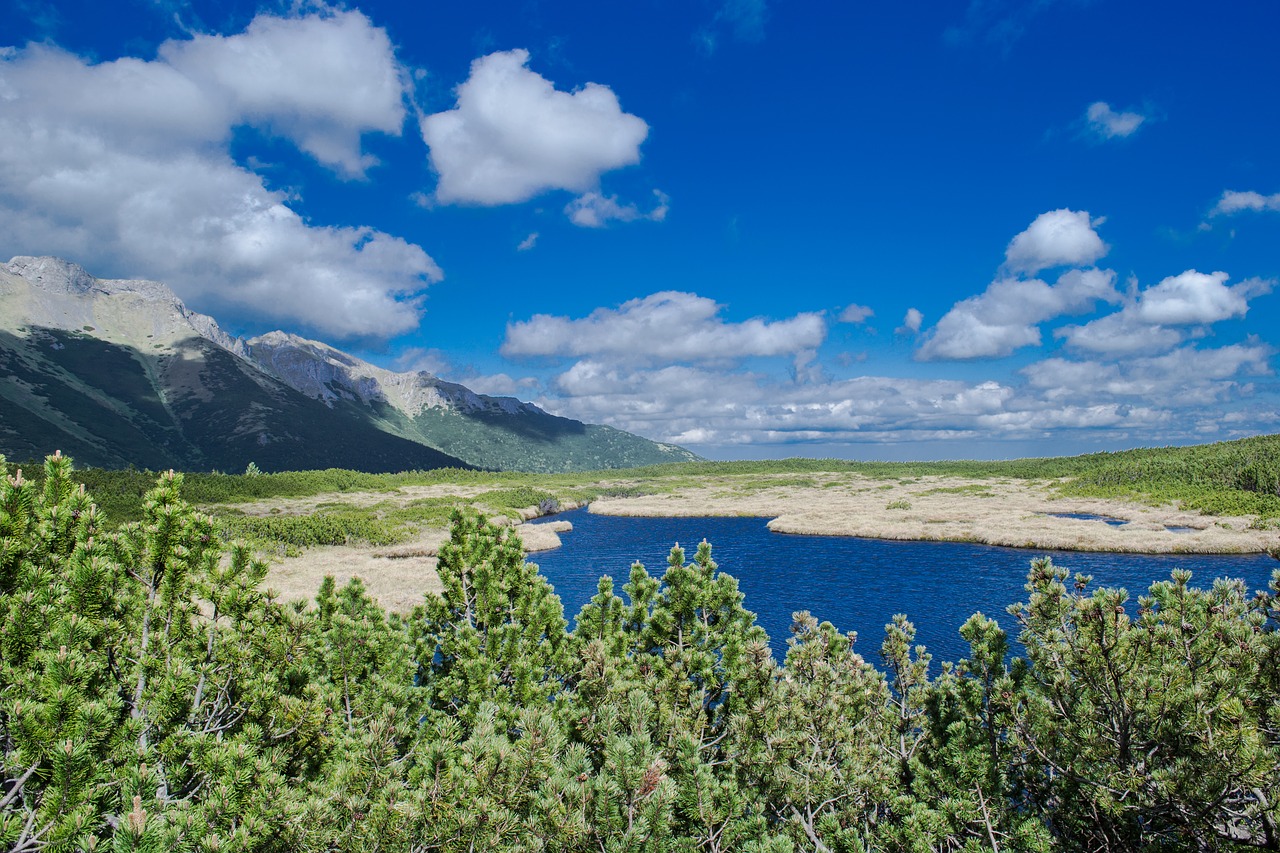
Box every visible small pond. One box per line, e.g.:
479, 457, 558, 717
1046, 512, 1128, 526
529, 508, 1278, 666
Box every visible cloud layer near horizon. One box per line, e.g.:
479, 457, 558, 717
0, 9, 441, 338
503, 210, 1275, 452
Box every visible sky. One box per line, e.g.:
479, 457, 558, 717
2, 0, 1278, 460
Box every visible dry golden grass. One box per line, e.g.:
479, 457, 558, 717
261, 517, 576, 613
591, 474, 1280, 555
249, 473, 1277, 614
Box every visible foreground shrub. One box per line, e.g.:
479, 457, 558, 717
2, 454, 1277, 851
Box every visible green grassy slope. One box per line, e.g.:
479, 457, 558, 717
0, 328, 470, 474
382, 407, 699, 473
11, 434, 1278, 534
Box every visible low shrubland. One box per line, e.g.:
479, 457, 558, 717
2, 455, 1278, 851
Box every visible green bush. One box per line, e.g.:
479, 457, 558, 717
2, 454, 1278, 852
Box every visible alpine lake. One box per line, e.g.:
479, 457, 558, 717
529, 507, 1279, 666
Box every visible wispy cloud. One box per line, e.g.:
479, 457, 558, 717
1209, 189, 1280, 218
944, 0, 1085, 51
696, 0, 768, 55
1083, 101, 1148, 140
517, 232, 539, 251
839, 304, 874, 324
565, 190, 669, 228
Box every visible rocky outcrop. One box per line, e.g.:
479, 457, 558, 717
2, 256, 248, 357
246, 330, 540, 417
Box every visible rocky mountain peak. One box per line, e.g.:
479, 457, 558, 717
8, 255, 175, 302
2, 255, 247, 357
6, 256, 99, 294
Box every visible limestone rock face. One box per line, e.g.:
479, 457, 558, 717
2, 256, 248, 357
247, 330, 541, 418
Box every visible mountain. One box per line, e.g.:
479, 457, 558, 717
245, 332, 698, 471
0, 256, 697, 473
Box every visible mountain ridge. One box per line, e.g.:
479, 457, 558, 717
0, 256, 698, 473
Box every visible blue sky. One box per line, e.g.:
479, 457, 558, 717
2, 0, 1278, 459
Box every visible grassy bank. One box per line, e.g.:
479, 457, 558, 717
5, 434, 1278, 553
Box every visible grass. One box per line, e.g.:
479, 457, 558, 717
7, 435, 1279, 554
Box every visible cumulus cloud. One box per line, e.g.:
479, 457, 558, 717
0, 10, 441, 338
502, 291, 827, 364
1023, 342, 1273, 408
525, 334, 1273, 453
1084, 101, 1147, 140
1056, 270, 1272, 355
566, 190, 669, 228
915, 210, 1118, 361
161, 11, 406, 177
918, 268, 1119, 360
395, 346, 538, 396
1003, 209, 1109, 275
421, 49, 649, 205
1209, 190, 1280, 217
897, 308, 923, 335
839, 303, 874, 324
503, 209, 1275, 452
540, 362, 1023, 448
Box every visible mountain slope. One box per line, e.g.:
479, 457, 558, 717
0, 256, 698, 473
246, 331, 699, 472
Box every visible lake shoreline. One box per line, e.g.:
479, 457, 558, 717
257, 471, 1279, 613
586, 474, 1280, 557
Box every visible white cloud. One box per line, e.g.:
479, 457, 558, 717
566, 189, 669, 228
897, 308, 923, 335
1209, 189, 1280, 217
394, 346, 453, 376
539, 362, 1023, 448
915, 210, 1118, 361
502, 291, 827, 364
1023, 342, 1273, 407
918, 267, 1119, 360
1132, 270, 1250, 324
501, 207, 1275, 452
421, 49, 649, 206
161, 10, 406, 177
839, 303, 874, 324
1084, 101, 1147, 140
0, 10, 441, 338
464, 373, 541, 396
1057, 270, 1272, 356
517, 232, 539, 251
395, 346, 539, 396
1054, 314, 1185, 356
1003, 209, 1109, 275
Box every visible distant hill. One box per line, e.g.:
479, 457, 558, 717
0, 256, 699, 473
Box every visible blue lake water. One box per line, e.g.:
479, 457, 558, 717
528, 507, 1279, 666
